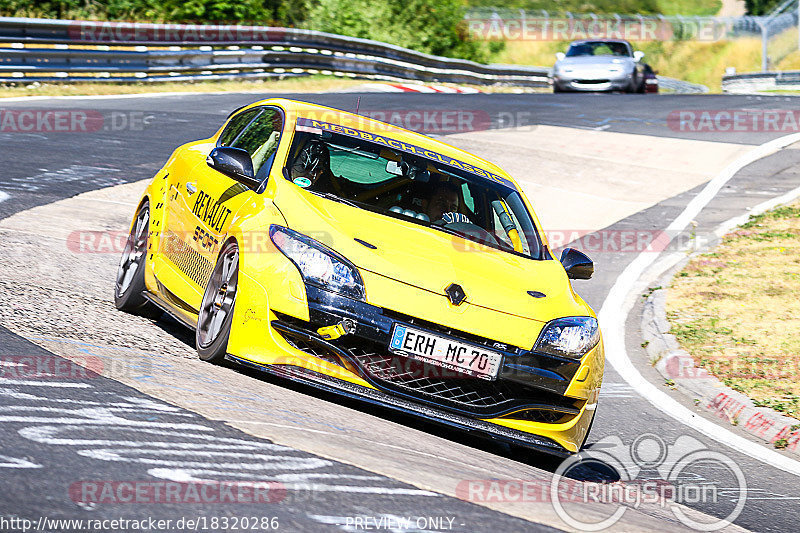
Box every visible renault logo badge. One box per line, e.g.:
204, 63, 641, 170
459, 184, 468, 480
445, 283, 466, 306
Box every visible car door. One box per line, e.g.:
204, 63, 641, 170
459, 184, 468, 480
154, 107, 262, 315
187, 106, 285, 297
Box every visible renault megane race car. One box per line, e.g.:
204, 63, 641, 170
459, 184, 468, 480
114, 99, 604, 455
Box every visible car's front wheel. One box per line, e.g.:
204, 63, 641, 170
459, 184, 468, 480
114, 201, 159, 316
626, 74, 640, 94
196, 240, 239, 362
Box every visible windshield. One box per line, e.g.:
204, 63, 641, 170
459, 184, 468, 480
566, 41, 631, 57
285, 126, 544, 260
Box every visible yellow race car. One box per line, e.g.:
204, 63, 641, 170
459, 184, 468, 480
115, 98, 603, 455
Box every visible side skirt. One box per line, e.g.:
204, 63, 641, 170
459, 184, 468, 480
143, 290, 197, 330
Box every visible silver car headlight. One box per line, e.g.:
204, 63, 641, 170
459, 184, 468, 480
534, 317, 600, 359
270, 225, 365, 301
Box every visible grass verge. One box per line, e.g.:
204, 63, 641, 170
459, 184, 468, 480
666, 199, 800, 419
0, 74, 544, 99
0, 75, 368, 98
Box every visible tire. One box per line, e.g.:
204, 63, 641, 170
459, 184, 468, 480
196, 240, 239, 362
114, 201, 159, 316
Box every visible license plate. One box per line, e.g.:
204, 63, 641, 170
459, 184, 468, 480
388, 324, 502, 381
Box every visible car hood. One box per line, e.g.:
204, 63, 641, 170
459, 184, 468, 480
557, 56, 634, 70
275, 186, 590, 323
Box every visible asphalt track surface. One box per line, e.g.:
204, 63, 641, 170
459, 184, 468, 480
1, 92, 799, 532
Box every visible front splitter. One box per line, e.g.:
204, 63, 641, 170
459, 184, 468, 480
225, 354, 571, 458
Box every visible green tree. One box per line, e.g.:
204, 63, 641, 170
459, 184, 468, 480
744, 0, 784, 15
306, 0, 489, 61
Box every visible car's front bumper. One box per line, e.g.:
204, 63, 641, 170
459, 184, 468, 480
230, 279, 601, 455
553, 73, 632, 92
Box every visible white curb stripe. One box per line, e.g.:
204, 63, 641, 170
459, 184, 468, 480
599, 132, 800, 477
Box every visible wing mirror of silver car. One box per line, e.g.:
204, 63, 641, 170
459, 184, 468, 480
634, 51, 645, 62
555, 52, 566, 61
207, 146, 260, 189
560, 247, 594, 280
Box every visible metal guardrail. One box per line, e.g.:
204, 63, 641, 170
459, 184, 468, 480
722, 71, 800, 93
657, 76, 709, 94
0, 17, 550, 86
0, 16, 712, 93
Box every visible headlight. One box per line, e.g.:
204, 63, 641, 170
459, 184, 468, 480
534, 317, 600, 359
269, 225, 365, 301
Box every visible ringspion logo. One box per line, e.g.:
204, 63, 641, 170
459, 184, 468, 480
457, 434, 746, 531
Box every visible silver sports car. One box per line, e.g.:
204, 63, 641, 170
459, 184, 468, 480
552, 39, 646, 93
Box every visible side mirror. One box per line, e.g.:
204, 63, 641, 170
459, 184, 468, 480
400, 161, 430, 183
207, 146, 259, 188
633, 51, 645, 62
555, 52, 566, 61
560, 247, 594, 280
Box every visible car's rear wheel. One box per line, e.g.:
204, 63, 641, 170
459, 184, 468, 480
196, 240, 239, 362
115, 201, 159, 316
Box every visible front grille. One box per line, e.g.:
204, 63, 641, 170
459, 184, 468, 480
502, 409, 574, 424
341, 339, 580, 419
272, 316, 580, 422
